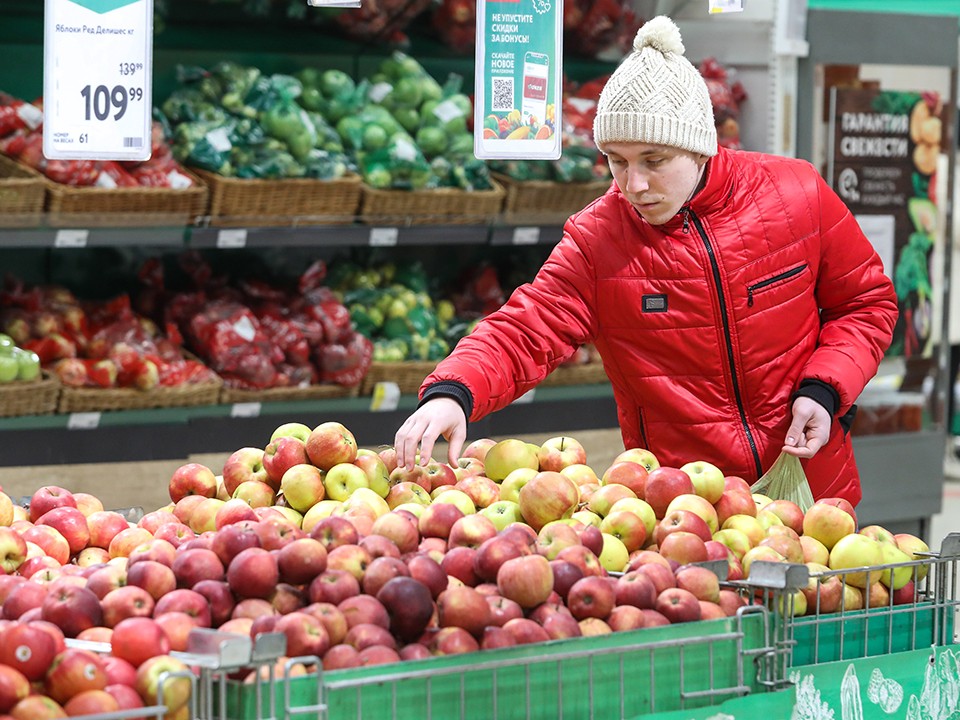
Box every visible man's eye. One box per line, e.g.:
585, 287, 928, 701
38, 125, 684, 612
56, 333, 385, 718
647, 158, 666, 167
609, 157, 626, 166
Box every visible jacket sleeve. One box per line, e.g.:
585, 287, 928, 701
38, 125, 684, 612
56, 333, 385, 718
419, 219, 599, 421
800, 170, 899, 412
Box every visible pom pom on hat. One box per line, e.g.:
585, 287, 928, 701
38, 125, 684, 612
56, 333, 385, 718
633, 15, 685, 55
594, 16, 717, 157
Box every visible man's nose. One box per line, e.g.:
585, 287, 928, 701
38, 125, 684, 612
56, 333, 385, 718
625, 166, 650, 194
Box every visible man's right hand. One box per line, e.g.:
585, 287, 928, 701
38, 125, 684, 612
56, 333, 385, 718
394, 397, 467, 469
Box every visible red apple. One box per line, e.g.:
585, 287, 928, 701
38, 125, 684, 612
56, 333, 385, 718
437, 585, 491, 638
0, 663, 29, 713
45, 647, 107, 704
41, 585, 102, 637
501, 618, 550, 646
600, 461, 649, 498
101, 585, 155, 627
0, 622, 58, 681
309, 516, 359, 552
253, 516, 304, 551
655, 587, 702, 623
277, 537, 328, 586
537, 436, 587, 472
361, 556, 409, 597
263, 436, 309, 488
308, 569, 360, 606
126, 559, 176, 601
110, 617, 171, 668
496, 554, 553, 609
306, 421, 358, 471
171, 547, 225, 588
448, 514, 498, 549
615, 571, 657, 609
370, 512, 419, 555
168, 463, 218, 503
643, 467, 695, 518
227, 547, 279, 599
85, 511, 131, 550
657, 531, 708, 566
2, 582, 48, 620
418, 502, 464, 540
154, 588, 212, 628
28, 486, 76, 523
274, 611, 331, 658
36, 506, 90, 555
405, 553, 448, 600
566, 575, 615, 620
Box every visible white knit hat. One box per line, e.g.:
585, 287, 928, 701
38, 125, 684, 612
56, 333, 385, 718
593, 16, 717, 157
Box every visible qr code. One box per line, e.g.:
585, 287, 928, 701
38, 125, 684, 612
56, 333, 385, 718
491, 77, 514, 112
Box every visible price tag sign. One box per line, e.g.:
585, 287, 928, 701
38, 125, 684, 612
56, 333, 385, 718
370, 382, 401, 412
54, 229, 89, 248
512, 226, 540, 245
230, 402, 261, 418
67, 412, 101, 429
217, 229, 248, 249
369, 227, 399, 247
43, 0, 153, 160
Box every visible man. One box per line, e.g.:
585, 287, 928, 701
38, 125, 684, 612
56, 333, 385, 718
394, 16, 897, 505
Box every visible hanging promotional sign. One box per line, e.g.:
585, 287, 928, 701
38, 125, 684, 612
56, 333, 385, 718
474, 0, 562, 160
43, 0, 154, 161
828, 87, 946, 358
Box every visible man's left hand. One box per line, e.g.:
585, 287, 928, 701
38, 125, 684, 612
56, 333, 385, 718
782, 396, 831, 458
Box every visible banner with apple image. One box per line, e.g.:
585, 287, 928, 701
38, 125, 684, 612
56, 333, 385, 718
828, 87, 947, 359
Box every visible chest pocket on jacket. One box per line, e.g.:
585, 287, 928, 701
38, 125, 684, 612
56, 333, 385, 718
746, 264, 807, 307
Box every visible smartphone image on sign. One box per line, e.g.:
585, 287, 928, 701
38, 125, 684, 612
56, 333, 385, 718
521, 52, 549, 127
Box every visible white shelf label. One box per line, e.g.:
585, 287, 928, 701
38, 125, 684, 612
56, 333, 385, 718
67, 412, 101, 429
43, 0, 154, 161
369, 227, 399, 247
512, 389, 536, 404
217, 229, 247, 249
370, 382, 401, 411
230, 402, 261, 418
512, 227, 540, 245
54, 229, 90, 248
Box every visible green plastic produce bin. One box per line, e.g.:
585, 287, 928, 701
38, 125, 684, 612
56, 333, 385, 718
221, 610, 771, 720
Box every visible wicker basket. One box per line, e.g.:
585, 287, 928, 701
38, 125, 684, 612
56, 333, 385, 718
360, 180, 505, 226
494, 173, 611, 225
57, 376, 222, 414
220, 383, 360, 404
0, 154, 46, 228
359, 361, 438, 396
44, 169, 209, 227
195, 170, 363, 227
541, 362, 609, 387
0, 371, 60, 417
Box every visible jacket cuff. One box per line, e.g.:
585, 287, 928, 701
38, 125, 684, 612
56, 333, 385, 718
419, 381, 474, 421
793, 379, 840, 417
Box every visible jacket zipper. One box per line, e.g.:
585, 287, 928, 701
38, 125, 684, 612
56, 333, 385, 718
747, 264, 807, 307
686, 208, 763, 478
637, 407, 649, 448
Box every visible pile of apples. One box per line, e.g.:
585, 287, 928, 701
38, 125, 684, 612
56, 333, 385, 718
0, 422, 933, 702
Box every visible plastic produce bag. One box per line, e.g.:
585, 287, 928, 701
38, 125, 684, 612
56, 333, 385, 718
259, 75, 317, 161
750, 452, 815, 512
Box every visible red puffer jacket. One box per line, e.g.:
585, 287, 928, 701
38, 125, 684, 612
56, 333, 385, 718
422, 147, 897, 505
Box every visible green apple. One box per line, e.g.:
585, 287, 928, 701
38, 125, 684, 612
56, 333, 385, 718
828, 533, 884, 588
301, 499, 342, 532
877, 542, 914, 590
597, 532, 630, 572
479, 500, 523, 531
679, 460, 725, 504
483, 439, 539, 481
0, 354, 18, 383
431, 489, 476, 516
0, 334, 14, 353
499, 467, 538, 503
323, 462, 370, 502
16, 349, 40, 382
571, 509, 603, 529
270, 422, 313, 444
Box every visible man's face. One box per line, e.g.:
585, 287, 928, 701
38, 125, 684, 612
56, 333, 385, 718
600, 142, 706, 226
